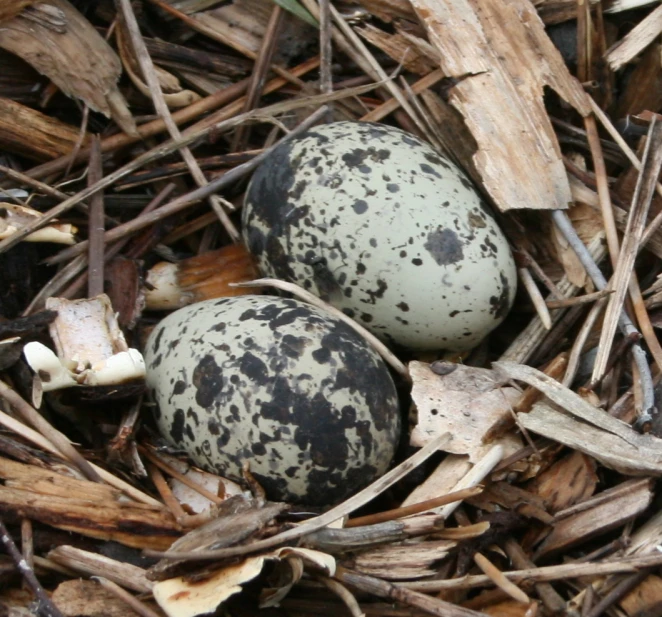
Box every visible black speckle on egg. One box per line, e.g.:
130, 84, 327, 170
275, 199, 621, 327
151, 327, 164, 354
490, 272, 512, 320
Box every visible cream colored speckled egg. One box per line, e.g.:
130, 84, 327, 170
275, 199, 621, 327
144, 295, 401, 506
243, 121, 517, 351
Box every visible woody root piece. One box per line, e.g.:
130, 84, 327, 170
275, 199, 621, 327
23, 294, 145, 394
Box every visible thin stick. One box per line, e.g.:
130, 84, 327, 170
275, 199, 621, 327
319, 577, 363, 617
592, 120, 662, 382
504, 538, 566, 614
584, 571, 650, 617
500, 234, 607, 365
0, 408, 164, 508
361, 69, 445, 123
22, 55, 319, 183
437, 445, 504, 519
145, 0, 306, 88
346, 486, 482, 528
318, 0, 333, 123
585, 114, 620, 269
474, 552, 530, 604
563, 297, 608, 387
546, 289, 612, 309
400, 552, 662, 591
325, 1, 426, 136
234, 277, 407, 377
63, 105, 90, 180
0, 379, 100, 482
21, 518, 34, 573
87, 137, 105, 297
588, 98, 662, 250
520, 267, 552, 330
551, 210, 655, 419
337, 567, 486, 617
60, 183, 177, 301
117, 0, 240, 242
144, 432, 452, 560
147, 462, 189, 525
139, 445, 224, 506
92, 577, 162, 617
231, 4, 284, 151
0, 518, 65, 617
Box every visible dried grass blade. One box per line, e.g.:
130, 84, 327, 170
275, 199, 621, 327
592, 121, 662, 382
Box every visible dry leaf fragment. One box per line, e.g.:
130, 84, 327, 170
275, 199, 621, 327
409, 0, 591, 212
0, 202, 76, 244
409, 361, 521, 462
23, 294, 146, 392
528, 451, 597, 513
0, 0, 137, 136
153, 547, 335, 617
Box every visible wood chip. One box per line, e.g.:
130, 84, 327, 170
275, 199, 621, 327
409, 0, 591, 212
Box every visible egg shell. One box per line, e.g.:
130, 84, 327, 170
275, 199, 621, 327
243, 121, 517, 351
144, 295, 401, 506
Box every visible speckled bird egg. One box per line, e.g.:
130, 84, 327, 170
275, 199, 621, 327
243, 121, 517, 351
144, 295, 401, 506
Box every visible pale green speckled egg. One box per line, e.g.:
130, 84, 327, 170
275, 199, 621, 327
243, 121, 517, 351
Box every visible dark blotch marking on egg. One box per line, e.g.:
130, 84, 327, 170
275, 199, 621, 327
173, 380, 186, 395
187, 408, 200, 427
460, 176, 473, 190
342, 147, 391, 171
240, 352, 269, 386
352, 199, 368, 214
151, 327, 164, 355
468, 211, 487, 229
424, 151, 452, 170
252, 442, 267, 455
169, 408, 186, 443
424, 228, 464, 266
489, 272, 512, 320
397, 302, 409, 312
419, 163, 442, 179
281, 334, 307, 359
312, 347, 331, 363
192, 354, 224, 408
363, 279, 388, 305
387, 183, 399, 193
412, 258, 423, 266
